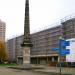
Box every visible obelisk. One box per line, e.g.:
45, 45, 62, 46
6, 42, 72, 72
21, 0, 32, 68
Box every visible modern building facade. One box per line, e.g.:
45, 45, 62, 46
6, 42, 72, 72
30, 25, 62, 65
7, 35, 24, 62
62, 18, 75, 39
6, 38, 16, 62
7, 18, 75, 65
15, 35, 23, 64
0, 20, 5, 42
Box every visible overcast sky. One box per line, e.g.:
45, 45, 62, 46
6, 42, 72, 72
0, 0, 75, 40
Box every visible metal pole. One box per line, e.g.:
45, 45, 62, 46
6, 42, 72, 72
59, 38, 62, 75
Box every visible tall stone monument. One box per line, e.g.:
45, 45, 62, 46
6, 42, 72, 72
21, 0, 32, 68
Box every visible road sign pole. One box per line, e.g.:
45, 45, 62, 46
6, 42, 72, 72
51, 37, 70, 75
59, 38, 62, 75
59, 54, 61, 75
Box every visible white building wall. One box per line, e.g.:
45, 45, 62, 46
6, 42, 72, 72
66, 38, 75, 62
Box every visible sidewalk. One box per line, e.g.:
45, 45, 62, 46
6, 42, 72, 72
7, 64, 75, 75
32, 65, 75, 75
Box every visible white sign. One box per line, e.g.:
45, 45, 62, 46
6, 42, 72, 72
66, 38, 75, 62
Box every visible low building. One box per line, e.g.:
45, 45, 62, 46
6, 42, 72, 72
7, 18, 75, 65
6, 38, 16, 62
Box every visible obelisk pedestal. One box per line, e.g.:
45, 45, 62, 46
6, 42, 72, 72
22, 47, 31, 68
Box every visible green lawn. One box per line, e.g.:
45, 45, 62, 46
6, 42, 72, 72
0, 63, 18, 67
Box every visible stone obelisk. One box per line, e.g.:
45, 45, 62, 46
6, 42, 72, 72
21, 0, 32, 68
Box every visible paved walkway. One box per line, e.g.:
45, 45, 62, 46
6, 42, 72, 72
0, 65, 75, 75
33, 65, 75, 75
0, 67, 46, 75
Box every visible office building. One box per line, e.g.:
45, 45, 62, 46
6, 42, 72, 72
7, 38, 16, 62
7, 17, 75, 65
0, 20, 5, 42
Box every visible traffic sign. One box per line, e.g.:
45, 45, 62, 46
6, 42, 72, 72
51, 39, 70, 55
60, 49, 70, 55
52, 48, 59, 51
60, 39, 70, 47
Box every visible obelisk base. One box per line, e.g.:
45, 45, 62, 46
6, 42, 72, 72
22, 47, 31, 69
22, 64, 32, 69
